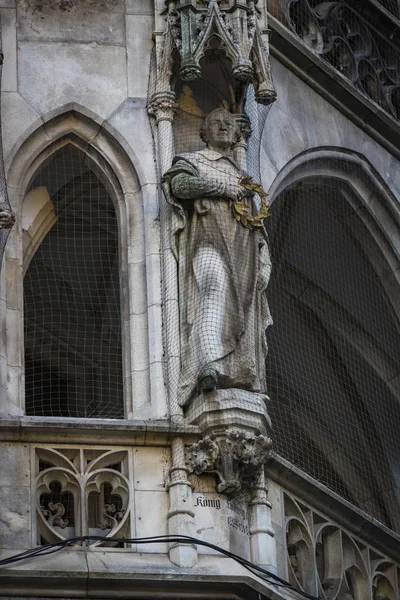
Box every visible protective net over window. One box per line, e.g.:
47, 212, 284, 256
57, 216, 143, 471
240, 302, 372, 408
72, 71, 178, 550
266, 180, 400, 533
24, 144, 123, 418
152, 44, 274, 426
151, 51, 400, 534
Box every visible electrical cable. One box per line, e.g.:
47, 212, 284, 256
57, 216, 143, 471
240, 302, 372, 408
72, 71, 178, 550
0, 534, 321, 600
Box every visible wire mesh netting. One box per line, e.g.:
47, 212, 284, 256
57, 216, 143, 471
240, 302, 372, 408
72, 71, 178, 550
376, 0, 400, 17
266, 182, 400, 532
18, 4, 400, 538
155, 49, 275, 432
270, 0, 400, 120
24, 144, 123, 419
152, 33, 400, 532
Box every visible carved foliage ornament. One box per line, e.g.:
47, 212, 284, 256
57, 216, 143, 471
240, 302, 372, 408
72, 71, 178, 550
185, 437, 220, 476
147, 91, 179, 123
161, 0, 276, 105
281, 0, 400, 120
186, 430, 272, 495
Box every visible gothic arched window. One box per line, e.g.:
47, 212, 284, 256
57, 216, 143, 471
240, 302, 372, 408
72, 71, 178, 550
266, 178, 400, 532
24, 144, 124, 418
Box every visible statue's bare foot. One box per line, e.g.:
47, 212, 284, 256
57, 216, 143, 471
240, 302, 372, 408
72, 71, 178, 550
199, 367, 217, 392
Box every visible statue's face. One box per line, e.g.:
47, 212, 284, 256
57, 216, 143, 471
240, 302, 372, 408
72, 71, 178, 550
206, 111, 235, 146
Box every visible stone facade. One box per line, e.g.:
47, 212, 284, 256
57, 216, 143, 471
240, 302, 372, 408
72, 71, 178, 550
0, 1, 399, 599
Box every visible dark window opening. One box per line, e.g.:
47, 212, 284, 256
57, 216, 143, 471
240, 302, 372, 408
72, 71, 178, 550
24, 145, 124, 418
266, 184, 400, 532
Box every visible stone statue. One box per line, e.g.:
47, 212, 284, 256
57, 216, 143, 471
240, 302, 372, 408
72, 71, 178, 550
163, 108, 272, 407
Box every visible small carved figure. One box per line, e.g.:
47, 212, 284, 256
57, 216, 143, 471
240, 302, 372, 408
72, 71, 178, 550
163, 108, 272, 406
0, 201, 15, 228
99, 504, 125, 530
185, 436, 220, 475
40, 501, 68, 528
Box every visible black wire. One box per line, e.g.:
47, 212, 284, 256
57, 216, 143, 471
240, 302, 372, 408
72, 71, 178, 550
0, 534, 320, 600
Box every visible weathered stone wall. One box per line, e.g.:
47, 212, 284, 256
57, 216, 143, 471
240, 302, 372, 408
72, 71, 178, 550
262, 57, 400, 200
1, 0, 155, 179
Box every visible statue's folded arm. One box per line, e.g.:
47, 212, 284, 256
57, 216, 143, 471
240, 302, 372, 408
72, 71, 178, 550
171, 171, 225, 201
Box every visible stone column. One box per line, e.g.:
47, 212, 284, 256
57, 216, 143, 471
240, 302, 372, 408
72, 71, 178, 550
233, 115, 252, 171
0, 16, 15, 239
0, 15, 17, 417
166, 436, 197, 567
249, 470, 277, 572
148, 91, 183, 422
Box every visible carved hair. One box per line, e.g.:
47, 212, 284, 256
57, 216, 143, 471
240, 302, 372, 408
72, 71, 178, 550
200, 108, 240, 145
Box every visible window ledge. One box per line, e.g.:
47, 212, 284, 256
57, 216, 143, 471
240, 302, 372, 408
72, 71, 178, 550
0, 416, 201, 445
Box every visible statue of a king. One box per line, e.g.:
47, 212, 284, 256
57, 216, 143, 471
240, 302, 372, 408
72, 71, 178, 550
163, 108, 272, 407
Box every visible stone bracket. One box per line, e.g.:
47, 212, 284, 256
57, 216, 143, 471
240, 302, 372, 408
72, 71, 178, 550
186, 429, 272, 496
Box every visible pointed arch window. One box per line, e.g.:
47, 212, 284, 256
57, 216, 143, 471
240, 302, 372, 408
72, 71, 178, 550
266, 176, 400, 532
24, 144, 124, 418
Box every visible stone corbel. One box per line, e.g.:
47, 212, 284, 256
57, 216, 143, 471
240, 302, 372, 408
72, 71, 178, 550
148, 90, 179, 125
185, 430, 272, 496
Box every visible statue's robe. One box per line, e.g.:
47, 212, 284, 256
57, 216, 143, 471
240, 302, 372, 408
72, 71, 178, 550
163, 148, 272, 406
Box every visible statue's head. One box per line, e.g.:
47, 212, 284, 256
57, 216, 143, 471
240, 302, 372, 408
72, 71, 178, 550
200, 108, 238, 149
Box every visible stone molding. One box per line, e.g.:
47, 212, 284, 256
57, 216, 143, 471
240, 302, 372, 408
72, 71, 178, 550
0, 556, 285, 599
0, 416, 201, 445
268, 15, 400, 162
0, 16, 15, 259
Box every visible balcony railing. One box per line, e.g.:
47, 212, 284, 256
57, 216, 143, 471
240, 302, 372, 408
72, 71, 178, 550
284, 490, 400, 600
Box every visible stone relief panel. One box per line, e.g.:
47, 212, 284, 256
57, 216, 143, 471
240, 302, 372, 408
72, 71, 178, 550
35, 447, 131, 547
278, 0, 400, 120
284, 492, 400, 599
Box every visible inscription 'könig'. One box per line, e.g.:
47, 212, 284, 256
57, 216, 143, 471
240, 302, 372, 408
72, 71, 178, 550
195, 495, 221, 509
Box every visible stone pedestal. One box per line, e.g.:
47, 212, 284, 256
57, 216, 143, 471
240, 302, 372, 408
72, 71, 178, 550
185, 389, 272, 494
185, 388, 271, 436
184, 389, 276, 569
